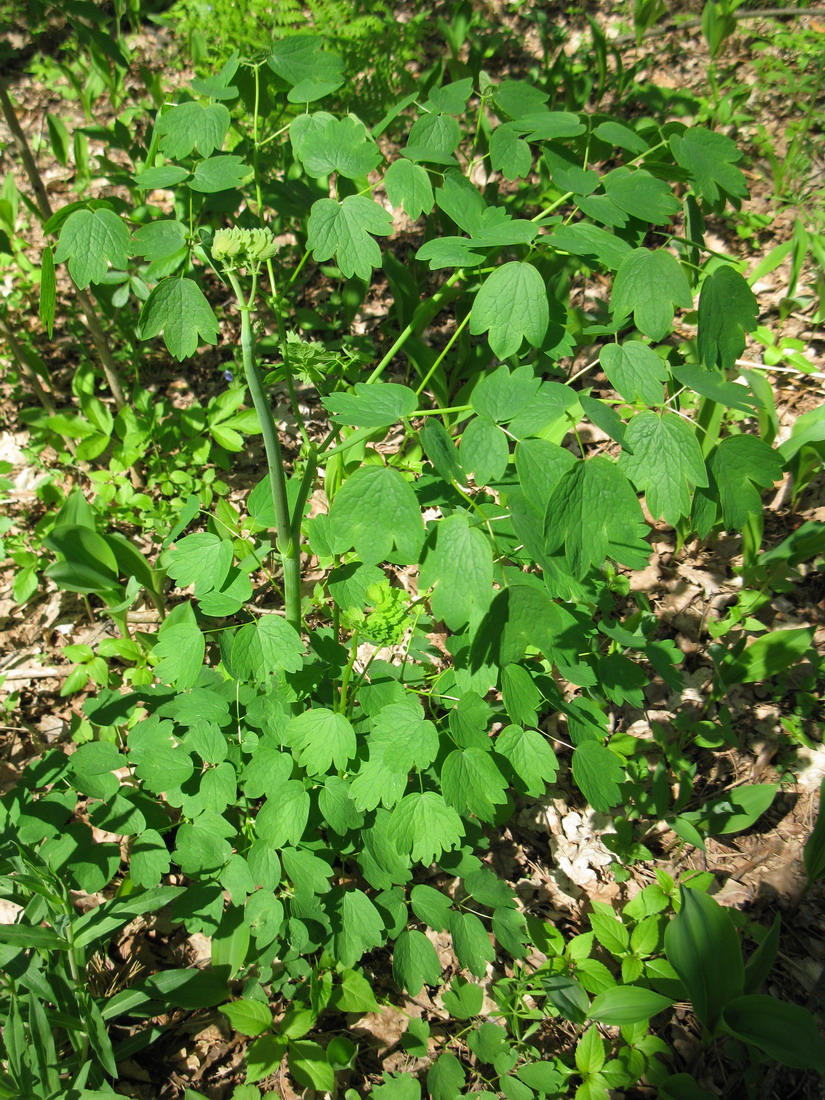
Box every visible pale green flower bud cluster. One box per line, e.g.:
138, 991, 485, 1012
212, 226, 278, 266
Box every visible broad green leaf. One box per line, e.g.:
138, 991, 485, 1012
334, 968, 381, 1013
722, 995, 825, 1073
134, 165, 190, 188
130, 829, 171, 887
550, 223, 633, 271
611, 248, 693, 341
670, 126, 748, 206
384, 158, 435, 218
493, 80, 549, 118
255, 782, 310, 847
441, 977, 484, 1020
588, 986, 673, 1025
189, 154, 250, 193
450, 911, 496, 977
393, 928, 442, 995
246, 1035, 289, 1085
490, 123, 532, 179
54, 208, 130, 288
371, 701, 439, 770
420, 512, 493, 631
460, 415, 509, 485
420, 419, 463, 484
230, 616, 305, 683
219, 999, 272, 1037
426, 78, 473, 114
245, 890, 284, 943
544, 456, 646, 577
285, 708, 356, 775
318, 775, 364, 835
619, 412, 708, 526
388, 792, 465, 866
427, 1052, 466, 1100
329, 465, 423, 564
268, 36, 345, 100
575, 1026, 606, 1075
329, 887, 385, 967
307, 195, 393, 279
157, 101, 230, 159
153, 602, 204, 690
173, 811, 233, 876
672, 363, 760, 413
139, 277, 219, 360
600, 340, 669, 405
664, 886, 743, 1030
415, 237, 486, 269
406, 112, 461, 161
594, 120, 649, 154
323, 382, 418, 428
603, 167, 681, 225
698, 265, 758, 372
132, 219, 187, 261
470, 262, 549, 359
441, 748, 509, 822
410, 884, 453, 931
804, 778, 825, 885
166, 532, 233, 595
500, 665, 541, 726
495, 724, 558, 797
571, 742, 624, 812
708, 434, 783, 530
293, 114, 381, 179
472, 363, 541, 423
289, 1042, 334, 1093
510, 109, 585, 140
350, 744, 409, 811
722, 627, 814, 686
543, 142, 599, 194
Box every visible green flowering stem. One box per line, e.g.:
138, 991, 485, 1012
226, 270, 302, 634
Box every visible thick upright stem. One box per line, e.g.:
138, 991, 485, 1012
233, 281, 302, 633
0, 73, 127, 410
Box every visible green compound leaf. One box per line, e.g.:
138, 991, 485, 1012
470, 261, 549, 359
571, 741, 625, 812
139, 277, 219, 361
393, 928, 442, 995
173, 810, 233, 876
350, 745, 409, 812
610, 248, 693, 341
153, 602, 204, 690
166, 531, 233, 596
670, 126, 748, 206
329, 887, 385, 967
189, 154, 251, 193
472, 363, 541, 423
157, 101, 230, 160
441, 977, 484, 1020
543, 142, 599, 195
54, 208, 130, 288
419, 512, 493, 631
495, 724, 558, 798
268, 35, 345, 102
708, 434, 783, 530
384, 158, 435, 218
230, 616, 305, 683
450, 911, 496, 978
132, 219, 187, 261
255, 781, 310, 847
441, 748, 509, 823
373, 1074, 421, 1100
544, 456, 646, 578
388, 791, 465, 866
697, 265, 758, 372
323, 382, 418, 428
619, 411, 708, 526
307, 195, 393, 279
602, 167, 681, 225
329, 465, 423, 565
489, 123, 532, 180
292, 114, 381, 179
284, 708, 356, 775
600, 340, 669, 406
406, 112, 461, 162
371, 701, 439, 771
549, 223, 633, 271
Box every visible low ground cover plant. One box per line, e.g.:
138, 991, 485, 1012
1, 6, 824, 1099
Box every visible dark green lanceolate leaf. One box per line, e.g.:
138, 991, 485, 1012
670, 126, 748, 206
588, 986, 673, 1025
420, 513, 493, 631
804, 779, 825, 885
323, 382, 417, 428
611, 248, 693, 341
307, 196, 393, 279
707, 435, 783, 531
490, 123, 532, 179
544, 457, 646, 577
189, 154, 250, 193
284, 708, 356, 775
571, 742, 624, 812
268, 35, 345, 101
664, 886, 744, 1031
722, 995, 825, 1073
599, 341, 669, 406
292, 114, 381, 179
40, 245, 56, 336
619, 412, 708, 526
470, 262, 549, 359
329, 465, 423, 564
157, 101, 230, 159
603, 166, 680, 224
384, 159, 435, 218
139, 277, 219, 361
393, 928, 442, 995
153, 602, 204, 690
388, 792, 465, 866
496, 725, 558, 797
54, 208, 130, 288
697, 266, 758, 372
230, 616, 305, 683
441, 748, 509, 822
